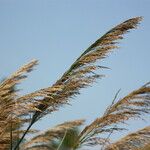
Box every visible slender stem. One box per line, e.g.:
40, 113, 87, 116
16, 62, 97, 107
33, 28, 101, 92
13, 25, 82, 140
10, 115, 13, 150
57, 130, 67, 150
103, 89, 121, 115
17, 129, 20, 150
13, 117, 36, 150
101, 125, 116, 150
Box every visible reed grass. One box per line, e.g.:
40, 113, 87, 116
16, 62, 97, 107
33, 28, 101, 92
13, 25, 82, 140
0, 17, 149, 150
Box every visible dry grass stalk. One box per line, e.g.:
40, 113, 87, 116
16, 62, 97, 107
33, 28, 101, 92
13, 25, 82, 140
75, 82, 150, 148
17, 17, 142, 122
140, 143, 150, 150
24, 145, 52, 150
105, 126, 150, 150
0, 60, 38, 149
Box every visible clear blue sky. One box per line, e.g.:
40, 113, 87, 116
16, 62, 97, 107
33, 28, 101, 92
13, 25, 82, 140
0, 0, 150, 147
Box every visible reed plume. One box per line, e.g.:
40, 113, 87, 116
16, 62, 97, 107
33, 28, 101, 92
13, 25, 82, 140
75, 82, 150, 149
17, 17, 142, 121
0, 60, 38, 149
105, 126, 150, 150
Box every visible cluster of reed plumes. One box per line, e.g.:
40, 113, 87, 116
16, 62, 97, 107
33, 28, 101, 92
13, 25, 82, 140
0, 16, 150, 150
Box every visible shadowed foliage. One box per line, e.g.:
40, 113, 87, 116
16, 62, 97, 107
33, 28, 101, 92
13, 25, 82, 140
22, 120, 84, 150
